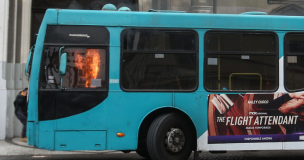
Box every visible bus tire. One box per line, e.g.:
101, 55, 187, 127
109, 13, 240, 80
147, 113, 195, 160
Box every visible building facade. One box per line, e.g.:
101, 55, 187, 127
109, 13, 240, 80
1, 0, 304, 139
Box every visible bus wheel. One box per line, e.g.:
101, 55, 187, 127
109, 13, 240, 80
147, 113, 195, 160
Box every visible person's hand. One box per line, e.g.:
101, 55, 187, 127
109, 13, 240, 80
289, 93, 304, 99
279, 98, 304, 114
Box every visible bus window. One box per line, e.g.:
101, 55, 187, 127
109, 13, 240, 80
123, 30, 196, 51
40, 46, 61, 89
121, 29, 198, 91
204, 31, 278, 91
62, 48, 106, 89
40, 47, 106, 90
285, 33, 304, 91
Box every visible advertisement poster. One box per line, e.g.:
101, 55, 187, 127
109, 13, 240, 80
208, 93, 304, 144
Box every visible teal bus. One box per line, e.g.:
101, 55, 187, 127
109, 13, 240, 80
26, 8, 304, 160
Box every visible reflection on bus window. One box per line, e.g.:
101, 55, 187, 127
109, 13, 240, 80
121, 29, 198, 91
205, 31, 278, 91
123, 30, 196, 51
40, 47, 60, 89
122, 53, 197, 90
285, 33, 304, 91
206, 32, 276, 53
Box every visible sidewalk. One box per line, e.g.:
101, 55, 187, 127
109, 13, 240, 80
0, 138, 115, 156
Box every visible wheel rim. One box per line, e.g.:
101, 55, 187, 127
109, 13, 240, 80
165, 128, 185, 153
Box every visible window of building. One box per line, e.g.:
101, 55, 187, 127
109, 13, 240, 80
204, 31, 278, 91
285, 33, 304, 91
121, 29, 198, 91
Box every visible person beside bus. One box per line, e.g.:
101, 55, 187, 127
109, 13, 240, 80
14, 88, 28, 142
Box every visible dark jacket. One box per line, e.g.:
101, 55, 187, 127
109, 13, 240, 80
14, 91, 28, 115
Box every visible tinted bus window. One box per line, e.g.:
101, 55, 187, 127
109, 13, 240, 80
121, 29, 198, 91
40, 46, 60, 89
205, 31, 278, 91
123, 30, 196, 51
206, 32, 276, 53
285, 33, 304, 91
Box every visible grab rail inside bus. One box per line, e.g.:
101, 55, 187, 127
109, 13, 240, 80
229, 73, 262, 90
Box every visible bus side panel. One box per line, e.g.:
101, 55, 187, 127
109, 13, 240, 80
174, 92, 208, 139
107, 27, 123, 91
55, 101, 107, 130
37, 121, 55, 150
105, 92, 173, 150
26, 122, 35, 146
55, 131, 106, 151
198, 132, 284, 151
284, 141, 304, 150
276, 31, 286, 92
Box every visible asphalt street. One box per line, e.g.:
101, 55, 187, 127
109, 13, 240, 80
1, 150, 304, 160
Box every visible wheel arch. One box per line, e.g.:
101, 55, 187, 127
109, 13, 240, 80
137, 107, 197, 150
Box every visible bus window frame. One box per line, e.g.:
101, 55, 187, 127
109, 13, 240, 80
203, 30, 279, 93
284, 32, 304, 92
38, 44, 109, 92
119, 28, 199, 92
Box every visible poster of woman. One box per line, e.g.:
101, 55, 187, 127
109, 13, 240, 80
208, 93, 304, 144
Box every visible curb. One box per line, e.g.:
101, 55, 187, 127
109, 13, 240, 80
5, 138, 34, 149
0, 138, 129, 156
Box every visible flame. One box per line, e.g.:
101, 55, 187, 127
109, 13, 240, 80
85, 49, 100, 87
74, 49, 100, 88
75, 54, 83, 69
